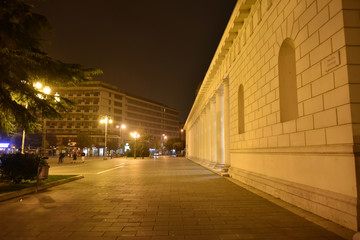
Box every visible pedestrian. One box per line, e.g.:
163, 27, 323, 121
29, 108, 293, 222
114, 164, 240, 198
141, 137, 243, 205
72, 151, 77, 163
81, 152, 85, 163
58, 152, 65, 164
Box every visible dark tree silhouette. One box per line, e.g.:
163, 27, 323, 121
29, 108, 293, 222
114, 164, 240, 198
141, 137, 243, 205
0, 0, 102, 135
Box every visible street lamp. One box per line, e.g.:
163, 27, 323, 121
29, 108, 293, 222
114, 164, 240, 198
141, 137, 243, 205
100, 116, 113, 159
116, 124, 126, 154
161, 134, 167, 156
180, 129, 184, 141
34, 82, 53, 155
130, 132, 140, 159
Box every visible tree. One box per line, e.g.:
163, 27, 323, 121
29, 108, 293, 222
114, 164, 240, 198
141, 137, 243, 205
76, 132, 92, 150
164, 137, 184, 152
107, 139, 119, 152
173, 141, 184, 152
0, 0, 102, 135
137, 139, 150, 158
127, 138, 149, 158
164, 137, 181, 150
148, 136, 161, 149
127, 128, 150, 158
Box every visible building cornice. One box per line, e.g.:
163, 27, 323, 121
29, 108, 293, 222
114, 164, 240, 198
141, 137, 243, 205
185, 0, 256, 128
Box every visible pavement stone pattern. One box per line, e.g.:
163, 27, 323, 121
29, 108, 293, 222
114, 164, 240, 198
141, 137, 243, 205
0, 157, 347, 240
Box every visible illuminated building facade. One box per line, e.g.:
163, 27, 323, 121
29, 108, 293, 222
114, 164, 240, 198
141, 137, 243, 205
185, 0, 360, 231
46, 81, 179, 149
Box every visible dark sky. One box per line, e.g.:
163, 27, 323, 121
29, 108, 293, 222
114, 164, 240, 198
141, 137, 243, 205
31, 0, 237, 122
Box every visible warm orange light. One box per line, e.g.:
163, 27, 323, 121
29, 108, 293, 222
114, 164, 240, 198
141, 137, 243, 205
130, 132, 140, 139
34, 82, 42, 89
100, 116, 112, 124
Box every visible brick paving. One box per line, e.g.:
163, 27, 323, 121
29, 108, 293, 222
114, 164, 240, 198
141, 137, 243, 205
0, 157, 350, 239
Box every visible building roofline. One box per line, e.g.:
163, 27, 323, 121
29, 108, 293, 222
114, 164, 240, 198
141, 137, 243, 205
185, 0, 254, 128
58, 80, 179, 113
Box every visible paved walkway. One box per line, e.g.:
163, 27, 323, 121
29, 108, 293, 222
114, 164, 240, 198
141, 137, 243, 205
0, 157, 352, 240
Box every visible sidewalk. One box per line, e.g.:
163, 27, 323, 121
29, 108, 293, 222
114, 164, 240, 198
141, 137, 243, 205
0, 157, 354, 240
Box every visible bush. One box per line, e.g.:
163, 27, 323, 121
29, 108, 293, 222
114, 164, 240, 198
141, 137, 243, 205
125, 149, 149, 158
125, 150, 134, 158
0, 153, 48, 183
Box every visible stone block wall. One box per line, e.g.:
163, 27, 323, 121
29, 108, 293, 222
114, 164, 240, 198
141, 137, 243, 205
185, 0, 360, 231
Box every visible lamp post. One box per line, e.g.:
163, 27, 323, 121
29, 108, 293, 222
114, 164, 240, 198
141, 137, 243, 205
21, 103, 28, 154
161, 134, 167, 156
100, 116, 113, 159
116, 124, 126, 154
130, 132, 140, 159
180, 129, 184, 141
34, 82, 53, 155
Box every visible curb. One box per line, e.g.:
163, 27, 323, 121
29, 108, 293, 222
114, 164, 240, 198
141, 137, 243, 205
0, 175, 84, 202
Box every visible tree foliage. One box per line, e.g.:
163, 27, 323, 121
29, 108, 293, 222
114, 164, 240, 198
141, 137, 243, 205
164, 137, 180, 150
75, 132, 92, 149
173, 141, 184, 152
164, 137, 184, 152
127, 128, 150, 158
107, 139, 119, 152
0, 0, 102, 135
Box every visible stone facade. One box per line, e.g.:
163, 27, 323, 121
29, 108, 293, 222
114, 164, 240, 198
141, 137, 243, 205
184, 0, 360, 231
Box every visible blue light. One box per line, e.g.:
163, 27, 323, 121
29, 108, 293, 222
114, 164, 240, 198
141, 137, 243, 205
0, 143, 10, 148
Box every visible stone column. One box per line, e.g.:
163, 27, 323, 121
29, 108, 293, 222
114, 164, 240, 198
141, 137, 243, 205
194, 118, 198, 162
202, 111, 206, 163
215, 87, 225, 169
222, 79, 231, 173
186, 126, 191, 159
201, 110, 206, 163
199, 114, 203, 163
206, 103, 211, 164
210, 96, 217, 167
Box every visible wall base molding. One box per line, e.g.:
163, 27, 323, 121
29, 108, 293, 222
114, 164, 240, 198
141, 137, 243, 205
229, 166, 357, 231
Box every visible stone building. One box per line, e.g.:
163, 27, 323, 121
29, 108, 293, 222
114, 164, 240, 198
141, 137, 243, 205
184, 0, 360, 231
45, 81, 179, 151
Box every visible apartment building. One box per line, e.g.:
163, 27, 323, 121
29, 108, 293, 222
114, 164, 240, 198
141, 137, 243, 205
46, 81, 179, 149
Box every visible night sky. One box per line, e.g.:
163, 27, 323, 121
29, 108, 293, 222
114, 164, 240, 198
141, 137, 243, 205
31, 0, 237, 122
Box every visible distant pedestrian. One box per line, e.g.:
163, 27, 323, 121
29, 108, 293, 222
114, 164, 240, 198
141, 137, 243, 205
58, 152, 65, 164
72, 151, 77, 163
81, 152, 85, 163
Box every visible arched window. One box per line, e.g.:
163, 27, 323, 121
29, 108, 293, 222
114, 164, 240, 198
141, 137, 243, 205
238, 84, 245, 134
279, 38, 298, 122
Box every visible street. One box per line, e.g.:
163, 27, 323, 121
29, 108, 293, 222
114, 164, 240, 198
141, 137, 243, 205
0, 157, 347, 240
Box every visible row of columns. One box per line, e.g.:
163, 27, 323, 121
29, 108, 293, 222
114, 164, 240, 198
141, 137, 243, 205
186, 79, 230, 172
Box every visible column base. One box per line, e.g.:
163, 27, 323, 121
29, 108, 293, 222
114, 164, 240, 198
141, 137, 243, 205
221, 164, 230, 173
208, 162, 217, 168
220, 165, 230, 177
214, 163, 225, 170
